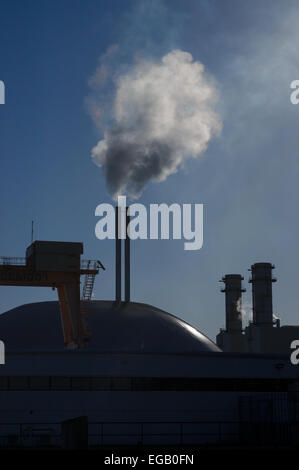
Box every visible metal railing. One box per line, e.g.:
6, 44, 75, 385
0, 257, 105, 271
80, 260, 105, 271
0, 420, 239, 448
0, 257, 26, 266
88, 420, 240, 446
0, 419, 294, 448
0, 422, 61, 448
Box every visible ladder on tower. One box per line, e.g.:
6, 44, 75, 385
81, 260, 105, 340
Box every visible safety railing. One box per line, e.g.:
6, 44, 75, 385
0, 419, 295, 448
0, 257, 104, 271
80, 260, 105, 271
0, 257, 26, 266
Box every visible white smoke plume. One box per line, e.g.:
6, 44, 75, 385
236, 298, 253, 324
90, 50, 222, 199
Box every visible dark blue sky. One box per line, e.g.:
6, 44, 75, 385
1, 0, 299, 341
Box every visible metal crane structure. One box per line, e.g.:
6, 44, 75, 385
0, 241, 105, 348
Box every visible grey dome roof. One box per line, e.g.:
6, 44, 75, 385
0, 300, 221, 353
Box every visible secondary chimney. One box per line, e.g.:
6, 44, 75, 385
220, 274, 245, 331
115, 206, 122, 304
249, 262, 276, 325
115, 205, 131, 304
125, 207, 130, 302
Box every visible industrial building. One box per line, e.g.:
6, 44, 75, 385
0, 211, 298, 449
216, 263, 299, 354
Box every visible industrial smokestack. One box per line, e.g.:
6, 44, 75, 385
115, 205, 131, 304
249, 262, 276, 325
125, 207, 130, 303
220, 274, 245, 331
115, 206, 122, 304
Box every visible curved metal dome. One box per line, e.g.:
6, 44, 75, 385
0, 301, 221, 353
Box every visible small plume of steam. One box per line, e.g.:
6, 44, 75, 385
272, 313, 280, 326
236, 298, 253, 324
236, 299, 280, 325
89, 49, 222, 199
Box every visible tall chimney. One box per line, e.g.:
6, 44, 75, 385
221, 274, 245, 331
115, 205, 131, 304
249, 262, 276, 325
125, 206, 130, 302
115, 207, 122, 304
